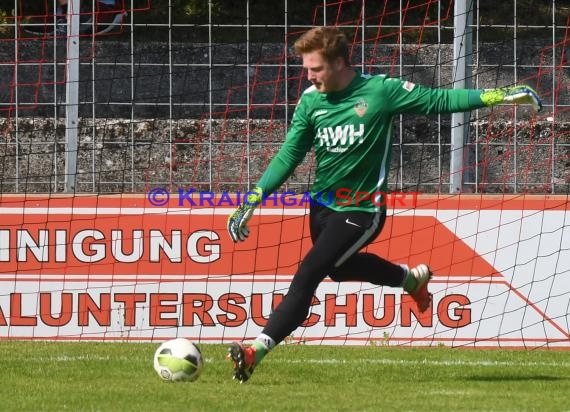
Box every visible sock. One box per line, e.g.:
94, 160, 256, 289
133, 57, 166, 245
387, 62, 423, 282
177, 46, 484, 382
401, 264, 418, 293
252, 333, 275, 364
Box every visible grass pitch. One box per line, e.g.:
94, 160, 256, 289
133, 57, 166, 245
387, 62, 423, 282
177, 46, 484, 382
1, 341, 569, 411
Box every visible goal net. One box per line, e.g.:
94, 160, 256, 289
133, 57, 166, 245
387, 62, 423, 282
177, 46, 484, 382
0, 0, 568, 348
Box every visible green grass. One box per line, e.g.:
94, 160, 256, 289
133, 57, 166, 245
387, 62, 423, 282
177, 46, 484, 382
1, 341, 569, 412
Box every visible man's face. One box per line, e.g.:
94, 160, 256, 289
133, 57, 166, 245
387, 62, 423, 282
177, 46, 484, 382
302, 50, 343, 93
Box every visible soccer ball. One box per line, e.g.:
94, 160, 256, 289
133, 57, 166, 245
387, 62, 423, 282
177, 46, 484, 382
153, 338, 204, 382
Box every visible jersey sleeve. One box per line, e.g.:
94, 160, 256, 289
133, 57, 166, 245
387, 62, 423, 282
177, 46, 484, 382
379, 76, 486, 115
256, 94, 313, 193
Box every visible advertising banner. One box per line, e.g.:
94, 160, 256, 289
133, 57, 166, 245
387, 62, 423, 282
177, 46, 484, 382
0, 194, 568, 347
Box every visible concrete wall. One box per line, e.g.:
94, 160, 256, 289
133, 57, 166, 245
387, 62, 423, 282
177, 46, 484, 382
0, 40, 568, 194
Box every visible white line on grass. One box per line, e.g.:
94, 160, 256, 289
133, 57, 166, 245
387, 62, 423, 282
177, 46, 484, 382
266, 358, 570, 368
46, 355, 115, 361
42, 355, 570, 368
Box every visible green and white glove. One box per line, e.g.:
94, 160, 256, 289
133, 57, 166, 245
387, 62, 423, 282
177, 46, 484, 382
227, 187, 263, 242
481, 85, 543, 112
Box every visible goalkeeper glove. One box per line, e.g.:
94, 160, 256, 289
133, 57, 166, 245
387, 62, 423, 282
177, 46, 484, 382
227, 187, 263, 242
481, 85, 543, 112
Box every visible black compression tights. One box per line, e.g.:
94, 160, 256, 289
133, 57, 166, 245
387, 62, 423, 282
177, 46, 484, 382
262, 203, 407, 344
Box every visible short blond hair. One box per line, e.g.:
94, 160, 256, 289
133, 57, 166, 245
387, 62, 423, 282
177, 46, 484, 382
293, 26, 350, 66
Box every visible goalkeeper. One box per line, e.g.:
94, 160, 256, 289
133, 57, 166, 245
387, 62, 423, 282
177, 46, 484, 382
226, 26, 542, 383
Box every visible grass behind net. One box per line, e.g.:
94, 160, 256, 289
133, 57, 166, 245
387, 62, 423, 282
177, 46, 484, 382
1, 341, 569, 411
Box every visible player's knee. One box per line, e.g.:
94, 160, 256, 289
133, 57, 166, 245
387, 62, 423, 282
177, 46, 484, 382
329, 272, 342, 282
287, 280, 317, 302
293, 263, 327, 290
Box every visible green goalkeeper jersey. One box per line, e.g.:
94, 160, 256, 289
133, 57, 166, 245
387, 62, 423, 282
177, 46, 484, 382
257, 72, 486, 212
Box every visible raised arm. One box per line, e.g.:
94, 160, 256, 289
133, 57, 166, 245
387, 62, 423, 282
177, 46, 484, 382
378, 76, 542, 115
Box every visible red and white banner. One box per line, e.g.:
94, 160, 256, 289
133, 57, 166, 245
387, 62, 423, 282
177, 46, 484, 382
0, 194, 568, 347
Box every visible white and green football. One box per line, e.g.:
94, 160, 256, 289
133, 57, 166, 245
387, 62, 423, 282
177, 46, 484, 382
153, 338, 203, 382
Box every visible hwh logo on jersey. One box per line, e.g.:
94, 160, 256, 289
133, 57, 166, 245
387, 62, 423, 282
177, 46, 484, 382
316, 123, 365, 152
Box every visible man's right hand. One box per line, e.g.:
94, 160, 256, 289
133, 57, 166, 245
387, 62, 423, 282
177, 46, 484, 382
227, 187, 263, 242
